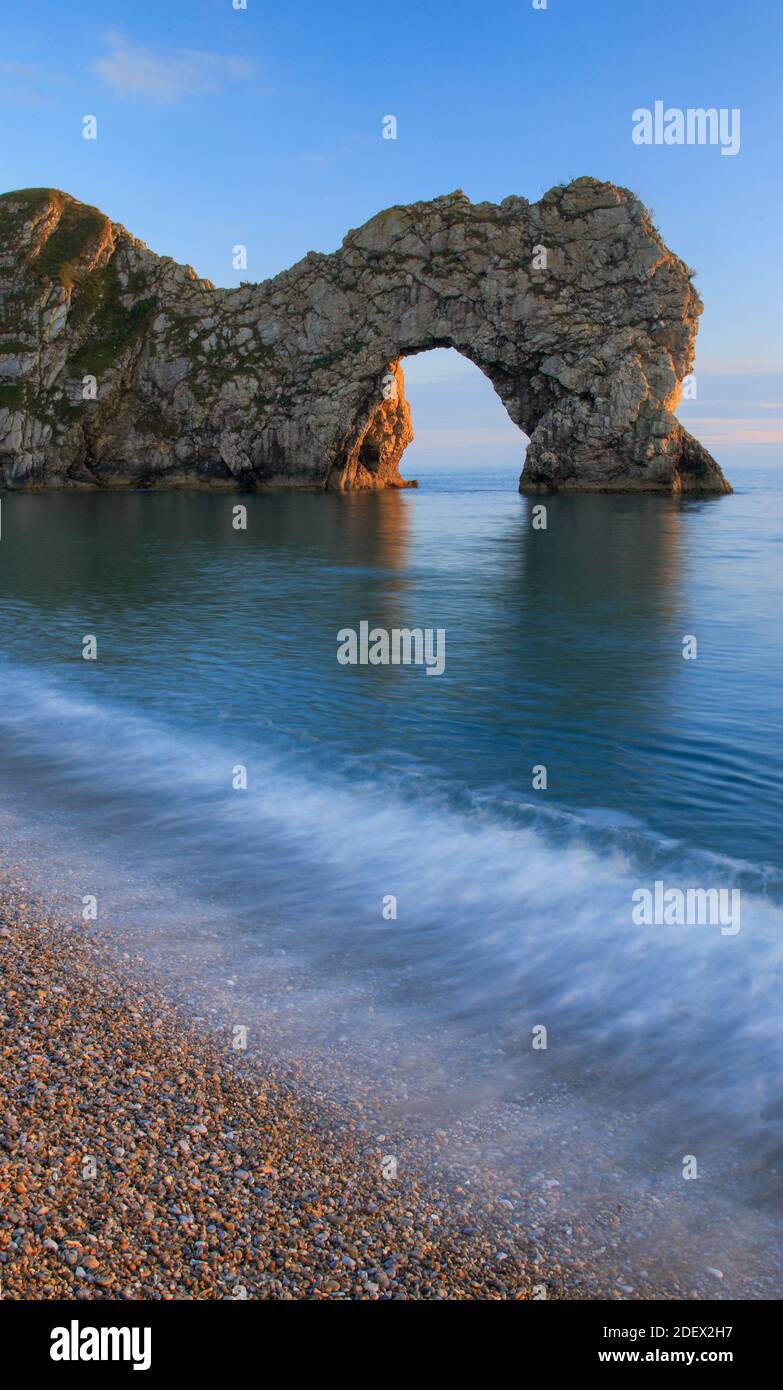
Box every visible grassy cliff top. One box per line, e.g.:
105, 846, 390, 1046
0, 188, 112, 290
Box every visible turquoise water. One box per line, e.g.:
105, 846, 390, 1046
1, 460, 782, 1180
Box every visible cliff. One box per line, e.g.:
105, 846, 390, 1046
0, 180, 729, 494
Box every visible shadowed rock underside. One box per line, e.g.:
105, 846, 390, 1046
0, 180, 730, 495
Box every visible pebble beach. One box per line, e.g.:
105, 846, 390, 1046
2, 867, 778, 1303
0, 874, 557, 1301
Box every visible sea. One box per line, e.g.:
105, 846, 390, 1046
1, 455, 781, 1291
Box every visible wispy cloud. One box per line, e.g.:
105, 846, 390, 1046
0, 61, 45, 81
403, 352, 486, 387
410, 427, 527, 450
93, 33, 254, 104
682, 417, 783, 446
695, 363, 783, 376
0, 58, 71, 103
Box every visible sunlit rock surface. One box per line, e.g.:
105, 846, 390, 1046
0, 181, 729, 494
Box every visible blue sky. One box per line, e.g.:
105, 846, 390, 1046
2, 0, 781, 464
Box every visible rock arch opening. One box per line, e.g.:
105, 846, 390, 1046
334, 343, 539, 493
393, 346, 529, 482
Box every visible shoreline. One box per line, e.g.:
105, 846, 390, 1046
1, 866, 777, 1301
0, 875, 548, 1301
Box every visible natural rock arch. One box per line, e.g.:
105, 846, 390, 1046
0, 178, 730, 494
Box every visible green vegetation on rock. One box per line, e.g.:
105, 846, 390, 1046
0, 190, 109, 290
0, 382, 24, 411
70, 263, 158, 377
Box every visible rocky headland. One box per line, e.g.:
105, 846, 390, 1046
0, 179, 730, 494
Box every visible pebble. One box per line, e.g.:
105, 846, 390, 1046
0, 885, 546, 1301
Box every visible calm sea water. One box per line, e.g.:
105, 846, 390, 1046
1, 460, 782, 1203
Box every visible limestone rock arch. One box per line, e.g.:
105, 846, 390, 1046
0, 179, 730, 494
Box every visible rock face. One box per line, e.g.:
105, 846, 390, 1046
0, 180, 730, 494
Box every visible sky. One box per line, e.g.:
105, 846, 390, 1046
2, 0, 781, 466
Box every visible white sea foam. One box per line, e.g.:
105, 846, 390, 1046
2, 658, 782, 1152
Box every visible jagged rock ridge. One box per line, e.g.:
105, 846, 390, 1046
0, 181, 730, 494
